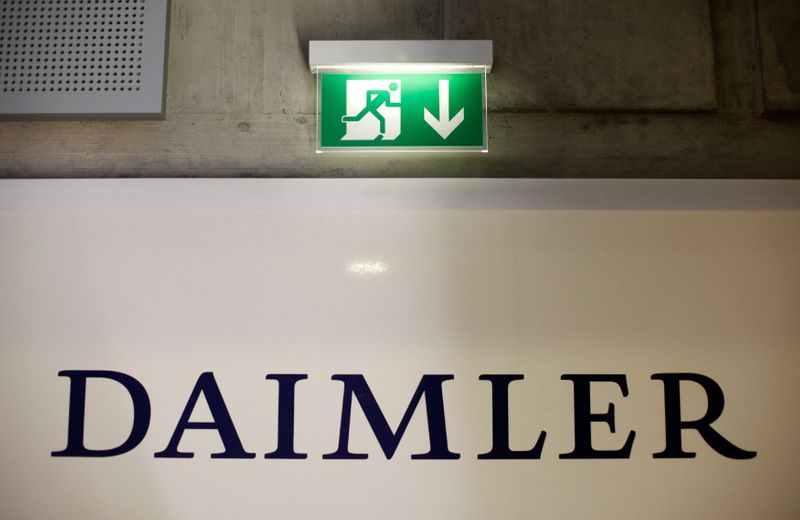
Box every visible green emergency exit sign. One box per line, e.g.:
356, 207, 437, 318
318, 73, 487, 152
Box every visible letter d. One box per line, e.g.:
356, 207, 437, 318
52, 370, 151, 457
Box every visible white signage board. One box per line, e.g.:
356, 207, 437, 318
0, 179, 798, 519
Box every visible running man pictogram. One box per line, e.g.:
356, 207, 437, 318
341, 79, 402, 141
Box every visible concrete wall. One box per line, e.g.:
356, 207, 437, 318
1, 0, 798, 178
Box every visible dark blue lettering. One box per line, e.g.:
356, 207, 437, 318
478, 374, 546, 459
652, 373, 756, 459
560, 374, 636, 459
323, 374, 460, 460
264, 374, 308, 459
154, 372, 255, 459
52, 370, 150, 458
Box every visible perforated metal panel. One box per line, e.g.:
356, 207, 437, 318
0, 0, 169, 119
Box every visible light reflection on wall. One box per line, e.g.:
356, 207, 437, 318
345, 261, 389, 275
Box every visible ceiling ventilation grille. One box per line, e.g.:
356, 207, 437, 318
0, 0, 169, 119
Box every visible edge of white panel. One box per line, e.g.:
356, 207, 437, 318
0, 179, 799, 211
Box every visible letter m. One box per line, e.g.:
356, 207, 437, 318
323, 374, 460, 460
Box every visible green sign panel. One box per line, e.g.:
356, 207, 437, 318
318, 73, 487, 152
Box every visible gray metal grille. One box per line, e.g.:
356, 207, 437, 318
0, 0, 169, 119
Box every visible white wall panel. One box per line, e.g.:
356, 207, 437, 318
0, 180, 798, 519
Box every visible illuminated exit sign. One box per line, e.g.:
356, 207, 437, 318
309, 41, 493, 153
318, 73, 487, 152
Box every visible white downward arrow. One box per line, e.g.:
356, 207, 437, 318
424, 80, 465, 139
